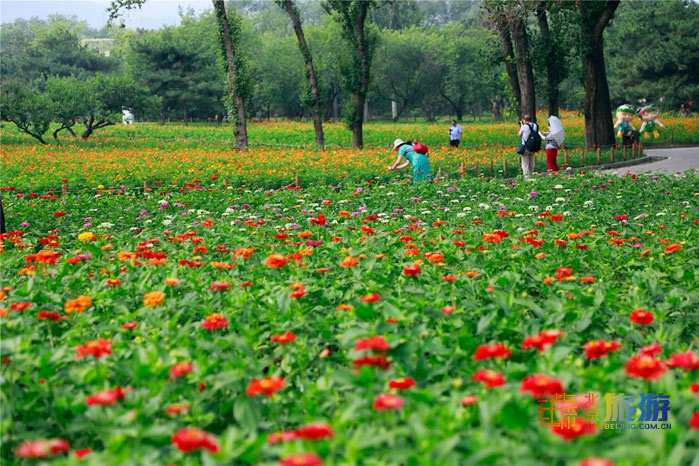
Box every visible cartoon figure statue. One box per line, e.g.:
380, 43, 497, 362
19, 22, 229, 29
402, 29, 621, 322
637, 104, 665, 138
614, 104, 638, 147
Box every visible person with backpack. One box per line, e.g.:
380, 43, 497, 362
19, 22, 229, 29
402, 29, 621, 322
517, 114, 541, 179
387, 139, 431, 183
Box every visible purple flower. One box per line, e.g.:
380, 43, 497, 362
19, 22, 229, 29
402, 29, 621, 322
140, 210, 148, 215
83, 223, 92, 228
20, 222, 29, 227
355, 188, 363, 193
160, 203, 170, 209
529, 192, 538, 197
632, 243, 643, 249
241, 204, 250, 209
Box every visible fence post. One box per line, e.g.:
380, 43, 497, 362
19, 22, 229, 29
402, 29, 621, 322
610, 146, 614, 163
623, 145, 627, 160
475, 161, 479, 177
503, 159, 507, 175
295, 174, 300, 189
597, 148, 601, 165
564, 148, 568, 166
61, 184, 68, 196
459, 162, 465, 177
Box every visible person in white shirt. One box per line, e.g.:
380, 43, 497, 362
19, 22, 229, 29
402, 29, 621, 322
518, 114, 538, 178
448, 120, 463, 148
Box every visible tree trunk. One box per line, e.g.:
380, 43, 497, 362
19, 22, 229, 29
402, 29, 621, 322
352, 1, 371, 149
511, 16, 536, 121
578, 0, 619, 148
536, 3, 559, 117
281, 0, 324, 149
213, 0, 248, 152
496, 22, 521, 116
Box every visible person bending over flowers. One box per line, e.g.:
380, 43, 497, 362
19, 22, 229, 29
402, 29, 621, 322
387, 138, 431, 183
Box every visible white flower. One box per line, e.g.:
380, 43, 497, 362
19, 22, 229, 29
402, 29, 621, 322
555, 197, 566, 203
158, 199, 169, 205
463, 207, 472, 211
456, 213, 467, 218
528, 206, 539, 211
478, 203, 489, 210
554, 185, 564, 190
162, 220, 172, 226
545, 206, 553, 211
656, 212, 666, 216
98, 222, 114, 229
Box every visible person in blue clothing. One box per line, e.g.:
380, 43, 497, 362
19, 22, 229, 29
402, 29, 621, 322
387, 138, 431, 183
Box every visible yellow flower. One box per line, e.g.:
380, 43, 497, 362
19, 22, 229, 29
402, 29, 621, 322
78, 232, 96, 242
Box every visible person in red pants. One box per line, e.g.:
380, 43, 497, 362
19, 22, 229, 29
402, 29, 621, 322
543, 115, 565, 172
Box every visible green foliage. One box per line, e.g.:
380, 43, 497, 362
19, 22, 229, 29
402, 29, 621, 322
0, 80, 53, 145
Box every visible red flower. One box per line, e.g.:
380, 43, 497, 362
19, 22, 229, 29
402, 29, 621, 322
629, 309, 654, 325
290, 289, 307, 299
86, 386, 129, 406
690, 411, 699, 429
171, 427, 219, 454
522, 330, 563, 352
388, 377, 416, 390
460, 395, 478, 406
75, 339, 113, 360
10, 302, 31, 311
551, 421, 596, 441
664, 350, 699, 370
169, 362, 194, 379
294, 423, 334, 440
689, 383, 699, 394
373, 393, 404, 411
639, 342, 662, 356
209, 281, 231, 291
441, 306, 456, 315
271, 332, 297, 344
520, 374, 564, 398
54, 211, 66, 218
201, 313, 228, 330
473, 342, 512, 361
310, 214, 327, 226
625, 355, 667, 380
354, 336, 390, 352
403, 264, 421, 276
352, 354, 391, 370
16, 438, 69, 459
37, 310, 64, 322
279, 453, 324, 466
472, 369, 506, 389
359, 293, 381, 303
583, 340, 621, 360
267, 431, 298, 444
555, 267, 573, 281
74, 448, 92, 459
246, 376, 285, 397
122, 321, 139, 330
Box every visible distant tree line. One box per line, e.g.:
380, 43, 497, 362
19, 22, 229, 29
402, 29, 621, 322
1, 0, 697, 148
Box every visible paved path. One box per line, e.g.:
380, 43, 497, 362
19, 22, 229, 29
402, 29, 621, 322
599, 146, 699, 175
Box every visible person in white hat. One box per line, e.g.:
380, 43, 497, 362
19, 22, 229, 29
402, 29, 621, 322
387, 138, 431, 183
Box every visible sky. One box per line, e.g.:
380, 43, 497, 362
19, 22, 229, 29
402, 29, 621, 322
0, 0, 213, 30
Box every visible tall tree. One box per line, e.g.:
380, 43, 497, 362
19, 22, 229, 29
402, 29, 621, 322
108, 0, 250, 151
535, 1, 560, 116
577, 0, 619, 148
323, 0, 378, 148
277, 0, 325, 148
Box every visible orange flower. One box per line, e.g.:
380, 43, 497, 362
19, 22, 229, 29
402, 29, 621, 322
336, 304, 354, 311
246, 376, 285, 397
33, 249, 62, 265
359, 293, 381, 303
580, 276, 596, 284
427, 253, 444, 263
164, 277, 181, 287
464, 270, 479, 278
340, 256, 359, 267
543, 277, 555, 285
75, 339, 112, 360
338, 211, 351, 218
442, 275, 458, 283
271, 332, 297, 344
265, 254, 288, 268
143, 291, 165, 307
640, 249, 652, 257
64, 295, 92, 314
665, 243, 682, 253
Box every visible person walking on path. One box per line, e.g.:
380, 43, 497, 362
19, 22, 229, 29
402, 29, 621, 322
518, 114, 538, 178
448, 120, 463, 148
387, 139, 431, 183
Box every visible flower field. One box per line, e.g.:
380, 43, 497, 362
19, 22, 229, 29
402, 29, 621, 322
1, 117, 699, 465
2, 113, 699, 191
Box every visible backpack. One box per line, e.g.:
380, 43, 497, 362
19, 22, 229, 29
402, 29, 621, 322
412, 141, 429, 155
525, 123, 542, 152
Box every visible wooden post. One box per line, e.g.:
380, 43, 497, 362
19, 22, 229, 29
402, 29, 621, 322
623, 145, 627, 160
610, 146, 614, 163
564, 149, 568, 166
144, 181, 151, 193
459, 162, 465, 177
503, 159, 507, 175
475, 161, 479, 177
61, 184, 68, 196
295, 174, 300, 188
597, 148, 601, 165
